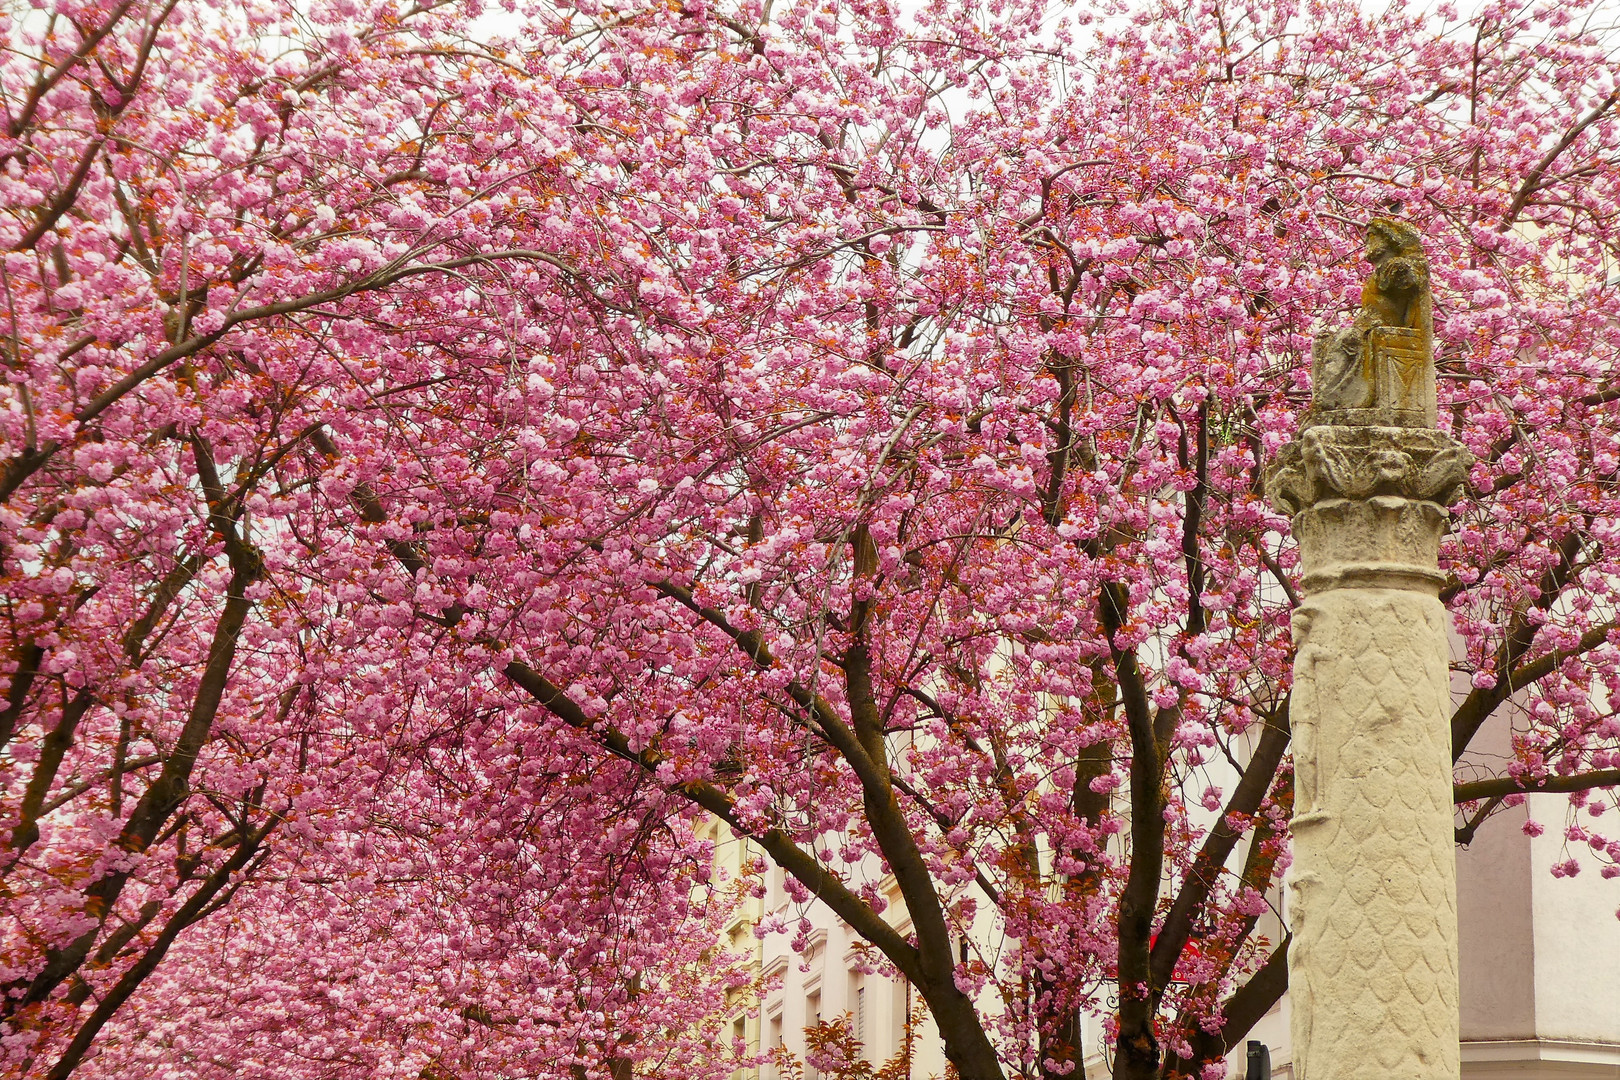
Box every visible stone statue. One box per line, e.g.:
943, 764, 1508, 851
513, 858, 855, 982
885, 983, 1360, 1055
1359, 218, 1432, 331
1309, 218, 1437, 428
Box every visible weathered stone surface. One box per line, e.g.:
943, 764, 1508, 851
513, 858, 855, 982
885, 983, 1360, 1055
1270, 221, 1465, 1080
1266, 426, 1471, 518
1288, 588, 1459, 1080
1308, 218, 1439, 429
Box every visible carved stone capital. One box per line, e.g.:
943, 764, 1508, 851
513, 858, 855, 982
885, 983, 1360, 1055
1265, 426, 1473, 596
1265, 425, 1472, 518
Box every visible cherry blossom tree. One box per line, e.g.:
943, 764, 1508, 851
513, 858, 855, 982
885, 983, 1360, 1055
0, 0, 749, 1076
4, 0, 1620, 1077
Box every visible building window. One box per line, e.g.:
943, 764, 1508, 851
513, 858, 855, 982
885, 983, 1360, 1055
805, 990, 822, 1080
849, 971, 866, 1060
767, 1012, 784, 1080
733, 1015, 749, 1080
891, 978, 910, 1064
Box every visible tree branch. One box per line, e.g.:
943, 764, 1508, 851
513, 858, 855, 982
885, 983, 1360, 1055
1150, 702, 1289, 991
501, 660, 923, 981
1454, 768, 1620, 803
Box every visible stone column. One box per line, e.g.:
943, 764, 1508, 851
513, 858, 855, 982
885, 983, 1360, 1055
1265, 221, 1473, 1080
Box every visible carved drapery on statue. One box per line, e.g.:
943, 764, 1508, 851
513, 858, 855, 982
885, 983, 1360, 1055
1263, 222, 1473, 1080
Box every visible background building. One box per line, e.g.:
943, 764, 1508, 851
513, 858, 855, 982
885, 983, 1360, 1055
1227, 792, 1620, 1080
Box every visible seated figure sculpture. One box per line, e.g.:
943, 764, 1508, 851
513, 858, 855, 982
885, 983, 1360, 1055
1310, 218, 1437, 428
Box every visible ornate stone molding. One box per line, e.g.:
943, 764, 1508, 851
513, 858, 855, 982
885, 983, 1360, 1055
1265, 425, 1473, 518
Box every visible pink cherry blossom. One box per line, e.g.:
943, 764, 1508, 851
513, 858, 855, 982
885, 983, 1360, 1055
2, 0, 1619, 1078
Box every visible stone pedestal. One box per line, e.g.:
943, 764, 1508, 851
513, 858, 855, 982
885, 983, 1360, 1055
1267, 423, 1472, 1080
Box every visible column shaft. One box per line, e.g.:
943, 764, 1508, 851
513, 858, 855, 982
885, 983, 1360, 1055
1287, 576, 1459, 1080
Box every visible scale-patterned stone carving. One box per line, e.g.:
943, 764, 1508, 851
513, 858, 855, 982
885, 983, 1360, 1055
1266, 221, 1472, 1080
1288, 591, 1459, 1080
